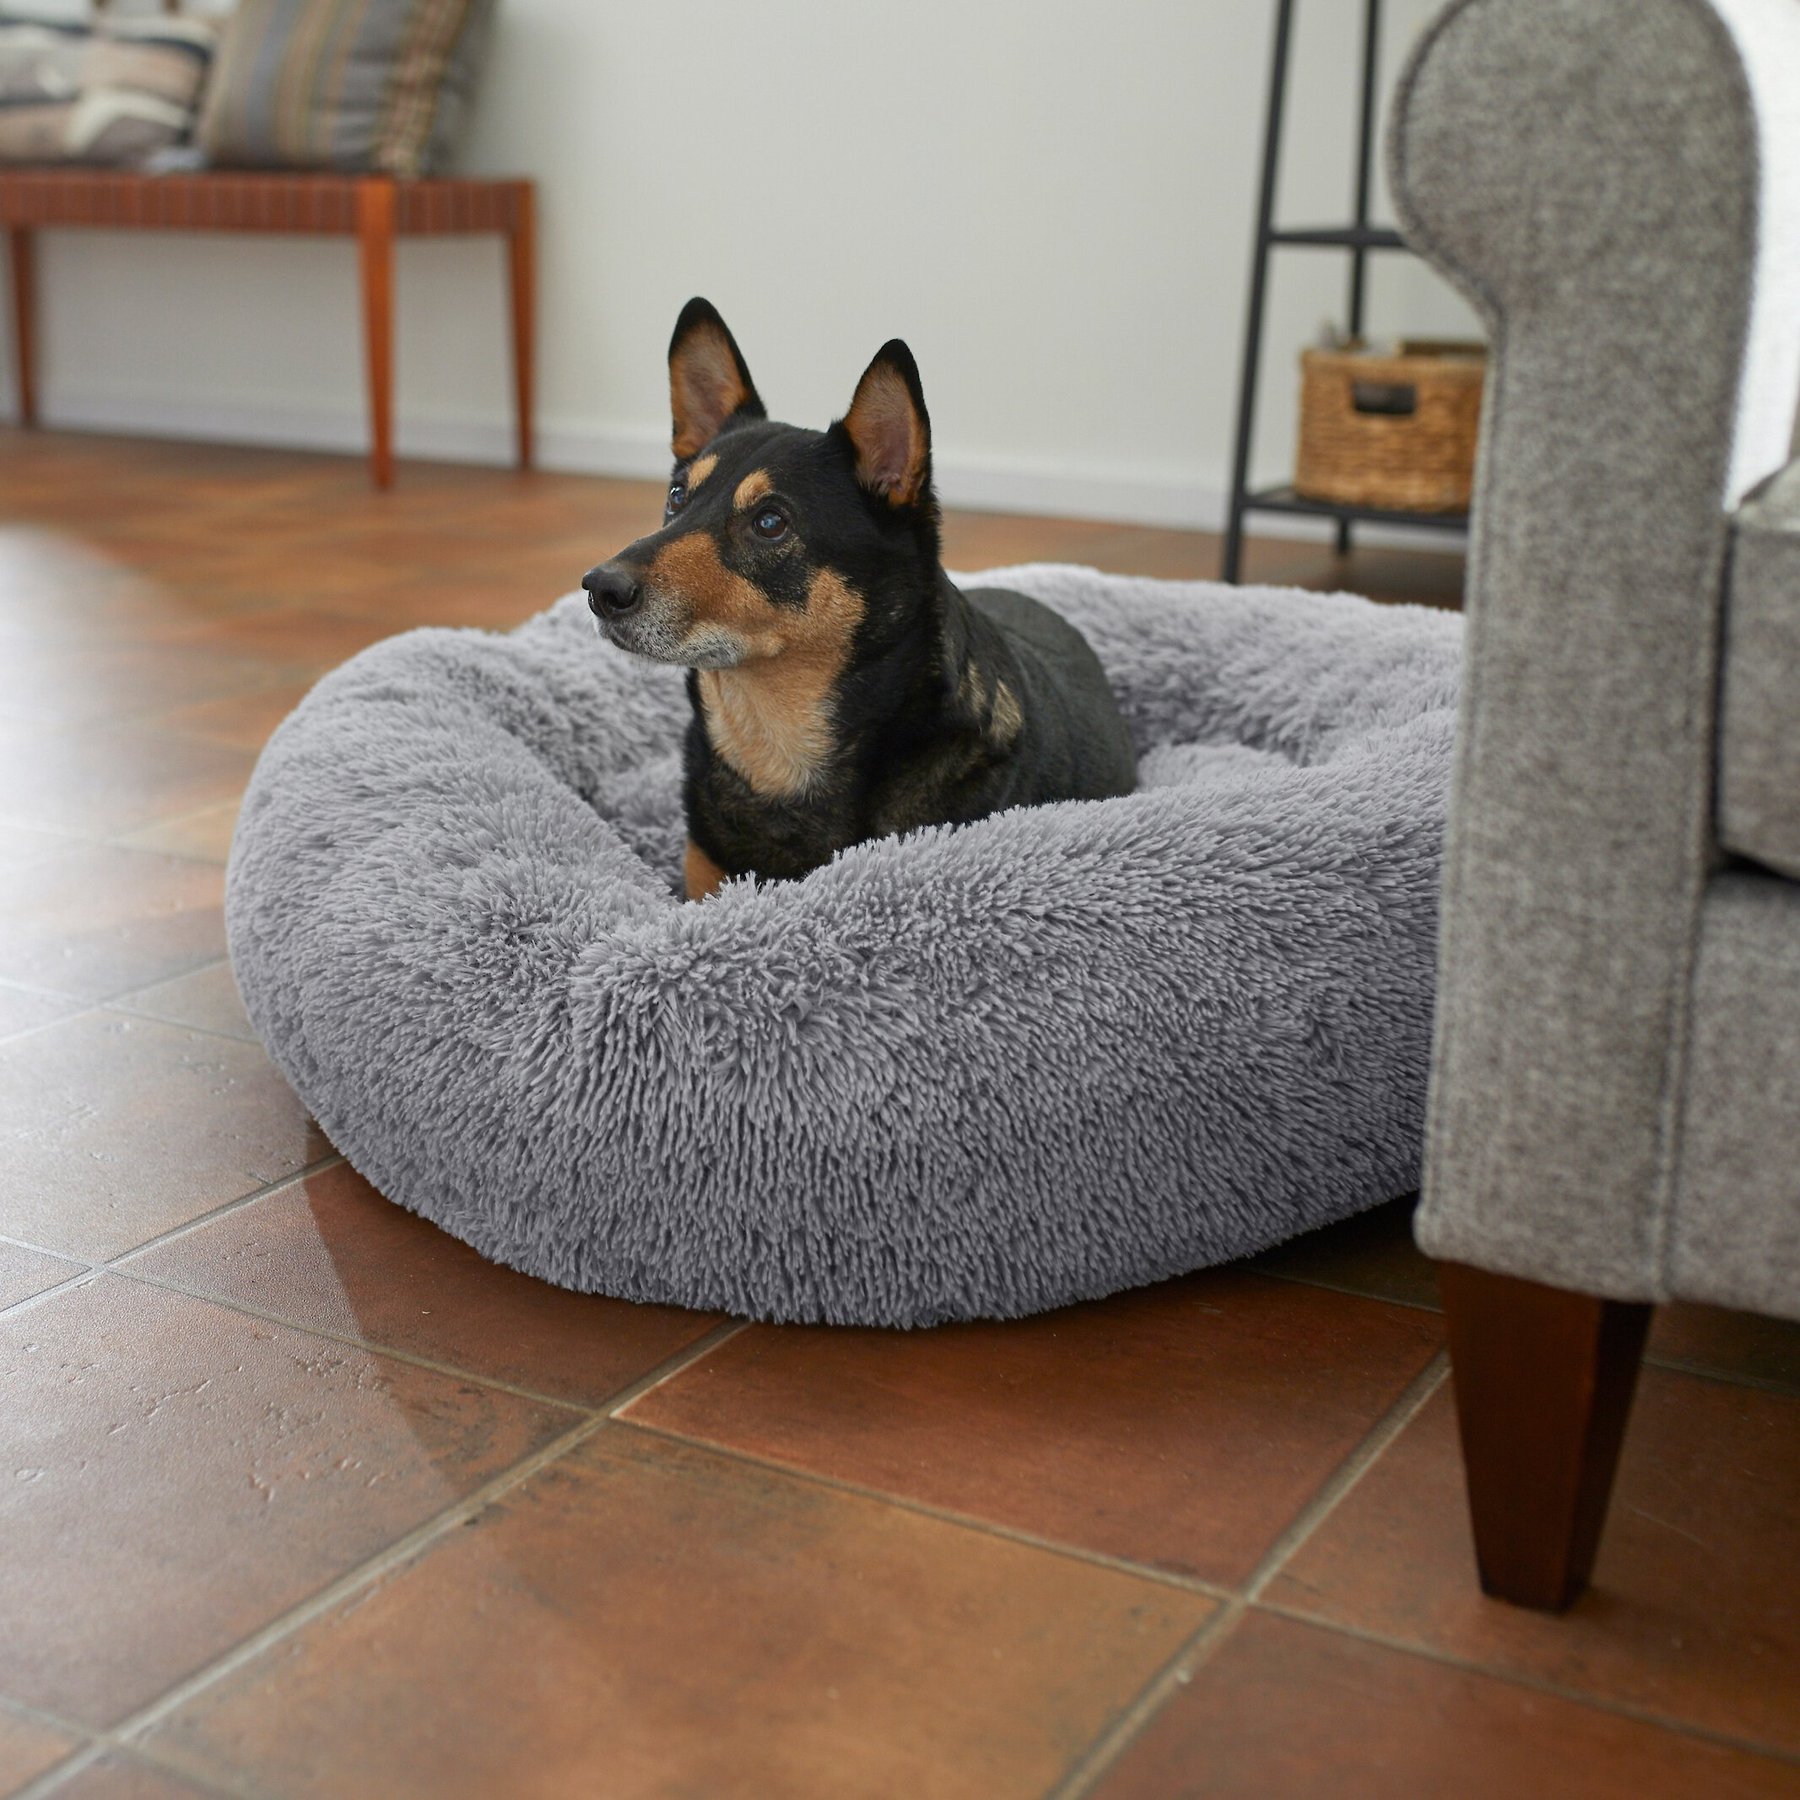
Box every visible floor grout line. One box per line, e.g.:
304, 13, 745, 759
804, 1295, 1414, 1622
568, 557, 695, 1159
1, 957, 225, 1006
92, 671, 311, 747
101, 790, 241, 834
108, 1264, 600, 1415
0, 996, 263, 1056
16, 1195, 745, 1417
0, 973, 91, 1005
0, 1267, 99, 1322
0, 958, 254, 1051
5, 1706, 284, 1800
17, 1167, 741, 1419
1252, 1601, 1800, 1771
1048, 1601, 1250, 1800
0, 1002, 106, 1052
102, 845, 230, 871
612, 1418, 1234, 1607
0, 1156, 344, 1320
1248, 1263, 1442, 1314
1635, 1351, 1800, 1400
103, 1320, 747, 1761
9, 1742, 107, 1800
1049, 1350, 1451, 1799
588, 1317, 749, 1416
109, 956, 233, 993
1241, 1350, 1451, 1603
0, 1698, 137, 1800
124, 1745, 275, 1800
0, 1690, 98, 1743
94, 1003, 257, 1050
0, 815, 93, 848
0, 1233, 99, 1267
1237, 1270, 1800, 1400
4, 821, 233, 867
104, 1154, 346, 1261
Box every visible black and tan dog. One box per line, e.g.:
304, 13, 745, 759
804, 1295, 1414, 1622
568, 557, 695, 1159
583, 299, 1136, 901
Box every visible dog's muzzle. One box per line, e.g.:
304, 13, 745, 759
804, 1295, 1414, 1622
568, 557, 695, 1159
582, 563, 694, 663
582, 560, 748, 667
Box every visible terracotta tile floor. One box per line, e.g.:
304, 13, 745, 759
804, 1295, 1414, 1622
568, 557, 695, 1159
2, 428, 1795, 1799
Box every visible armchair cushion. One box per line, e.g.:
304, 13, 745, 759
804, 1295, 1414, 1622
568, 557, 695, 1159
1721, 460, 1800, 882
1671, 871, 1800, 1322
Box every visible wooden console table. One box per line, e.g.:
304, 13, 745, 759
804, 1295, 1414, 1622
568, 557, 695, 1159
1, 170, 535, 489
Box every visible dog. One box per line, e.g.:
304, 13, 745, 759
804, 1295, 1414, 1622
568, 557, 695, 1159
583, 298, 1137, 901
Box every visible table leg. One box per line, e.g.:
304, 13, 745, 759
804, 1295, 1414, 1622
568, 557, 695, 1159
356, 180, 397, 490
508, 184, 536, 471
9, 225, 37, 427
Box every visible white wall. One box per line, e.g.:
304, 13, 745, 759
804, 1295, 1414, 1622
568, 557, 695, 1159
5, 0, 1478, 527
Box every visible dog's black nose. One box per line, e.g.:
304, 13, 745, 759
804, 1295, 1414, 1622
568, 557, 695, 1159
583, 564, 642, 619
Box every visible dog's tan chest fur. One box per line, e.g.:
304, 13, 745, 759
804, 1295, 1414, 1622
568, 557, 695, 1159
696, 663, 836, 799
694, 568, 865, 800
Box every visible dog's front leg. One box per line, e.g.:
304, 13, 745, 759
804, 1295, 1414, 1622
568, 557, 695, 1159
684, 839, 729, 902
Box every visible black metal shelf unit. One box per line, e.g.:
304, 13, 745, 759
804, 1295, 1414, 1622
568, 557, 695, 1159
1221, 0, 1470, 582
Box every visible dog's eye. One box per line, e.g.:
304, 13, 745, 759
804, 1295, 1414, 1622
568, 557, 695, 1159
666, 483, 687, 517
753, 506, 789, 541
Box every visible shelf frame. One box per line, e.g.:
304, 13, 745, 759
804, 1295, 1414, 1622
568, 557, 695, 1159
1221, 0, 1472, 581
1244, 483, 1470, 533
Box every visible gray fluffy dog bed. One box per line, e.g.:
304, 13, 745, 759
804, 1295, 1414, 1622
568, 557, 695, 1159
226, 566, 1460, 1326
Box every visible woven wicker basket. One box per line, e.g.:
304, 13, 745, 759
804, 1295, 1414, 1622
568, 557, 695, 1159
1295, 338, 1485, 513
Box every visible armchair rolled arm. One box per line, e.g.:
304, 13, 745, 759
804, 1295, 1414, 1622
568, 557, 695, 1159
1390, 0, 1799, 1295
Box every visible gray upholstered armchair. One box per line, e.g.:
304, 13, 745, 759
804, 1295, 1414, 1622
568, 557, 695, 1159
1390, 0, 1800, 1610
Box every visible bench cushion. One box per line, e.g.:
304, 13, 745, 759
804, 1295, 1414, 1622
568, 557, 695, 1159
0, 12, 217, 167
199, 0, 494, 180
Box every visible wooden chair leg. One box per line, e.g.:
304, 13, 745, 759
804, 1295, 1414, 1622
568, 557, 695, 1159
1438, 1261, 1651, 1612
8, 225, 37, 427
356, 179, 397, 490
507, 182, 535, 471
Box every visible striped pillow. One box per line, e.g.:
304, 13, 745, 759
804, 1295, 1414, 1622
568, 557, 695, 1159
0, 12, 218, 167
199, 0, 495, 181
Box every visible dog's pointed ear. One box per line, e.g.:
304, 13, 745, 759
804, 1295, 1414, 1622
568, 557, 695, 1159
668, 298, 765, 460
840, 340, 932, 508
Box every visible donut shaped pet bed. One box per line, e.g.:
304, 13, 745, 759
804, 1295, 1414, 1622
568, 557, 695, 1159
226, 567, 1460, 1326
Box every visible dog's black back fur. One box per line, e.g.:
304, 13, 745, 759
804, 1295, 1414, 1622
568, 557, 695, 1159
584, 300, 1137, 892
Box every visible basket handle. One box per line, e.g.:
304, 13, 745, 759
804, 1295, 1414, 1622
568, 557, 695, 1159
1351, 379, 1418, 417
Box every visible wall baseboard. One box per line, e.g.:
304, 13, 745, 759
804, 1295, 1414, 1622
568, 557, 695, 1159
24, 389, 1467, 551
